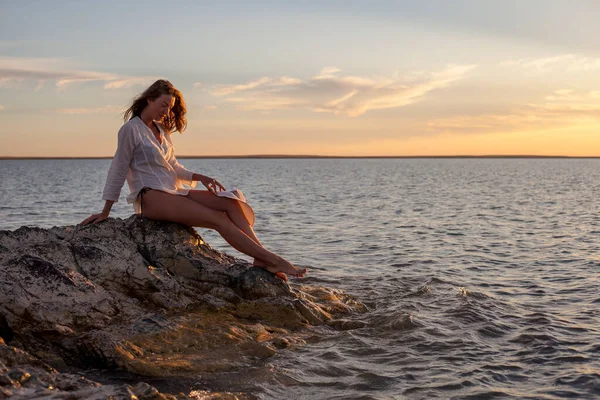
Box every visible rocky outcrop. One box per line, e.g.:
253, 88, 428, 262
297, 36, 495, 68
0, 216, 365, 398
0, 337, 259, 399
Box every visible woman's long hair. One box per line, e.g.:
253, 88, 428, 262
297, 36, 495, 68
123, 79, 187, 133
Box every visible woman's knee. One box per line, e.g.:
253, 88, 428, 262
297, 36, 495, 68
205, 211, 234, 231
224, 198, 246, 216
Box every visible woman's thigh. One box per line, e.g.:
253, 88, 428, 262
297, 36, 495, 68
142, 190, 226, 229
185, 190, 236, 212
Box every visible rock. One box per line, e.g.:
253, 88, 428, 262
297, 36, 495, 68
0, 216, 365, 397
271, 338, 290, 349
0, 338, 205, 399
0, 314, 13, 343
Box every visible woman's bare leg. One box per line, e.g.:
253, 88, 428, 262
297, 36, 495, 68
185, 191, 268, 268
142, 190, 306, 277
185, 190, 262, 243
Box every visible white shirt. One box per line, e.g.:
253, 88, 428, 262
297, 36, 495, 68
102, 116, 197, 213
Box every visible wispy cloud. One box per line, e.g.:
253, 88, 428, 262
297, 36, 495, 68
545, 89, 600, 102
0, 56, 159, 89
55, 105, 123, 115
428, 89, 600, 134
0, 41, 22, 48
208, 65, 476, 117
502, 54, 600, 72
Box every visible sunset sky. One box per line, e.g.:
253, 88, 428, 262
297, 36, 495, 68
2, 0, 600, 157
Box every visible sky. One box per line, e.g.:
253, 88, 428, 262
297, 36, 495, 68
2, 0, 600, 157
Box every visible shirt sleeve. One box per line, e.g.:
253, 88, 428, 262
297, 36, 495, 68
164, 132, 197, 187
102, 124, 136, 202
169, 156, 196, 186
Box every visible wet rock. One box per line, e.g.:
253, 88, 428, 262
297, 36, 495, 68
0, 313, 12, 343
0, 338, 187, 399
0, 216, 365, 396
272, 338, 290, 349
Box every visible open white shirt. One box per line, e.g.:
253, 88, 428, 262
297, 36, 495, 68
102, 116, 197, 213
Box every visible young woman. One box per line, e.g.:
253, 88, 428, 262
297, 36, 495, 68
82, 79, 306, 280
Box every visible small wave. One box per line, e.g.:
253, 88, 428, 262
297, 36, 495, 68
554, 373, 600, 392
367, 312, 421, 332
523, 313, 553, 325
509, 332, 559, 346
390, 262, 412, 268
587, 344, 600, 353
477, 323, 512, 339
402, 285, 431, 298
327, 319, 368, 330
349, 372, 397, 391
549, 355, 590, 363
304, 364, 353, 378
446, 306, 489, 325
481, 363, 524, 372
404, 379, 475, 395
459, 390, 531, 399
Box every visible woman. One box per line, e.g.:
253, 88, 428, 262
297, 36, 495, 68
82, 79, 306, 280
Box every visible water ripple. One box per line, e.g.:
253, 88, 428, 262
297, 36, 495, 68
3, 158, 600, 399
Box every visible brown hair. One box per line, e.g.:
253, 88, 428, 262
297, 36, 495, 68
124, 79, 187, 133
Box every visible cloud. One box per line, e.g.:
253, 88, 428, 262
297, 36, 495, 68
55, 105, 122, 115
209, 65, 476, 117
211, 77, 274, 96
0, 56, 159, 89
427, 90, 600, 134
102, 77, 159, 89
0, 105, 4, 111
503, 54, 600, 72
0, 41, 22, 48
545, 89, 600, 102
314, 67, 342, 79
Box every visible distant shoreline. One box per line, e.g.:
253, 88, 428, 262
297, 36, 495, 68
1, 155, 599, 160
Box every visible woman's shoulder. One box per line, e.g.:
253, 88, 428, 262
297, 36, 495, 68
116, 118, 143, 145
118, 117, 141, 133
124, 116, 141, 128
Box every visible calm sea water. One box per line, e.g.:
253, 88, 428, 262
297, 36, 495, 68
1, 158, 600, 399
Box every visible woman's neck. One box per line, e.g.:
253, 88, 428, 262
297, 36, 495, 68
139, 110, 154, 127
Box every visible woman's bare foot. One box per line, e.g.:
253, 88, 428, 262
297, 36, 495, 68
272, 257, 307, 278
253, 259, 267, 267
253, 259, 288, 281
254, 257, 306, 279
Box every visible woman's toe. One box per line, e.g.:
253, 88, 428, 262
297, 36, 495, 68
274, 272, 288, 281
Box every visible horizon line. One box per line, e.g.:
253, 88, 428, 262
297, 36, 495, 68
2, 154, 600, 160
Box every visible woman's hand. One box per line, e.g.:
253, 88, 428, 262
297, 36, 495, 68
198, 175, 226, 194
81, 212, 109, 225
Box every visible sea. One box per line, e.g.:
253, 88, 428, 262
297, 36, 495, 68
1, 158, 600, 399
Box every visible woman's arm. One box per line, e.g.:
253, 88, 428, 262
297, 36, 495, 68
81, 200, 114, 225
81, 124, 136, 225
102, 125, 136, 202
169, 156, 196, 186
170, 159, 225, 194
162, 128, 197, 186
191, 173, 226, 193
163, 131, 224, 193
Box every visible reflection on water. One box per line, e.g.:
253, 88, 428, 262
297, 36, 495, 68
2, 158, 600, 399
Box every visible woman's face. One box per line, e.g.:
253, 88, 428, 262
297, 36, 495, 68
147, 94, 175, 121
